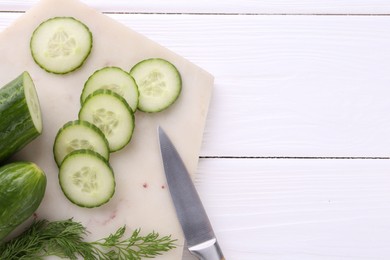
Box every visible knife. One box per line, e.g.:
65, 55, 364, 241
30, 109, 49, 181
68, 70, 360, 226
158, 126, 225, 260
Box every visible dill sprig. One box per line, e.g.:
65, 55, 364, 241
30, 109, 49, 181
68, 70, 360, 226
0, 219, 177, 260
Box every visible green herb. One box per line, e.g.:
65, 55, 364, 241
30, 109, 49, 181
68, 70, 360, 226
0, 218, 177, 259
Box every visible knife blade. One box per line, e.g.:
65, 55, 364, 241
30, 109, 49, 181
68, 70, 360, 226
158, 126, 225, 260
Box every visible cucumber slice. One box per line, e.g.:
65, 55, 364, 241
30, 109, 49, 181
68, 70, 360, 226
81, 67, 139, 111
30, 17, 93, 74
53, 120, 109, 167
59, 150, 115, 208
0, 71, 42, 162
79, 89, 135, 152
129, 58, 182, 113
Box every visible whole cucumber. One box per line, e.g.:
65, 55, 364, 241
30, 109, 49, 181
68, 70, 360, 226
0, 71, 42, 162
0, 162, 46, 243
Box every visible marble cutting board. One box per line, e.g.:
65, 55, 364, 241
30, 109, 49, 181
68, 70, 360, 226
1, 0, 214, 259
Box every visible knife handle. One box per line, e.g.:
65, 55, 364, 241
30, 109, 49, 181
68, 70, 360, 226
188, 238, 225, 260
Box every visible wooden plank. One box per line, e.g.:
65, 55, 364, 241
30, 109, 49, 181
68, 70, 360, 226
111, 14, 390, 157
196, 158, 390, 259
1, 13, 390, 157
1, 0, 390, 14
0, 7, 389, 260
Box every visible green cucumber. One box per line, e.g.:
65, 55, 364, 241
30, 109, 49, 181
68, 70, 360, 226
79, 90, 135, 152
59, 150, 115, 208
0, 71, 42, 162
30, 17, 93, 74
0, 162, 46, 242
129, 58, 182, 113
53, 120, 109, 167
81, 67, 139, 112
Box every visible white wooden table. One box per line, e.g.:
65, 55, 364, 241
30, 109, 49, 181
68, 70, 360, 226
2, 1, 390, 259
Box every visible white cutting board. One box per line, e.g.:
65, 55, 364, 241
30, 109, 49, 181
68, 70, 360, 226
1, 0, 214, 259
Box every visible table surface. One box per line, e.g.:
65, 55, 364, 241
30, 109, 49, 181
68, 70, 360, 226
2, 1, 390, 259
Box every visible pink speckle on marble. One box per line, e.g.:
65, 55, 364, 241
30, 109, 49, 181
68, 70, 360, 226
102, 209, 117, 225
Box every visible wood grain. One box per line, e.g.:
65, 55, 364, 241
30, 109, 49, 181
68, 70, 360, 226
1, 2, 390, 260
1, 13, 390, 157
113, 14, 390, 158
196, 158, 390, 259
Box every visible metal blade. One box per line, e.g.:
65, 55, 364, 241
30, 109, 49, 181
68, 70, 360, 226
158, 126, 215, 247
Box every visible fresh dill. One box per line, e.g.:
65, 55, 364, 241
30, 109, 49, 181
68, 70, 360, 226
0, 219, 177, 259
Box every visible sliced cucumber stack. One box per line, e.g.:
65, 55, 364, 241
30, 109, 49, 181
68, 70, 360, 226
59, 150, 115, 208
130, 58, 182, 113
52, 58, 183, 208
30, 17, 93, 74
81, 67, 139, 112
79, 89, 135, 152
53, 120, 109, 167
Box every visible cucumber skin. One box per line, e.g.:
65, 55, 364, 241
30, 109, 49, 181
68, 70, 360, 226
130, 58, 182, 113
59, 149, 115, 208
79, 89, 135, 152
0, 72, 42, 162
30, 17, 93, 75
80, 66, 139, 111
53, 120, 110, 167
0, 162, 46, 243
